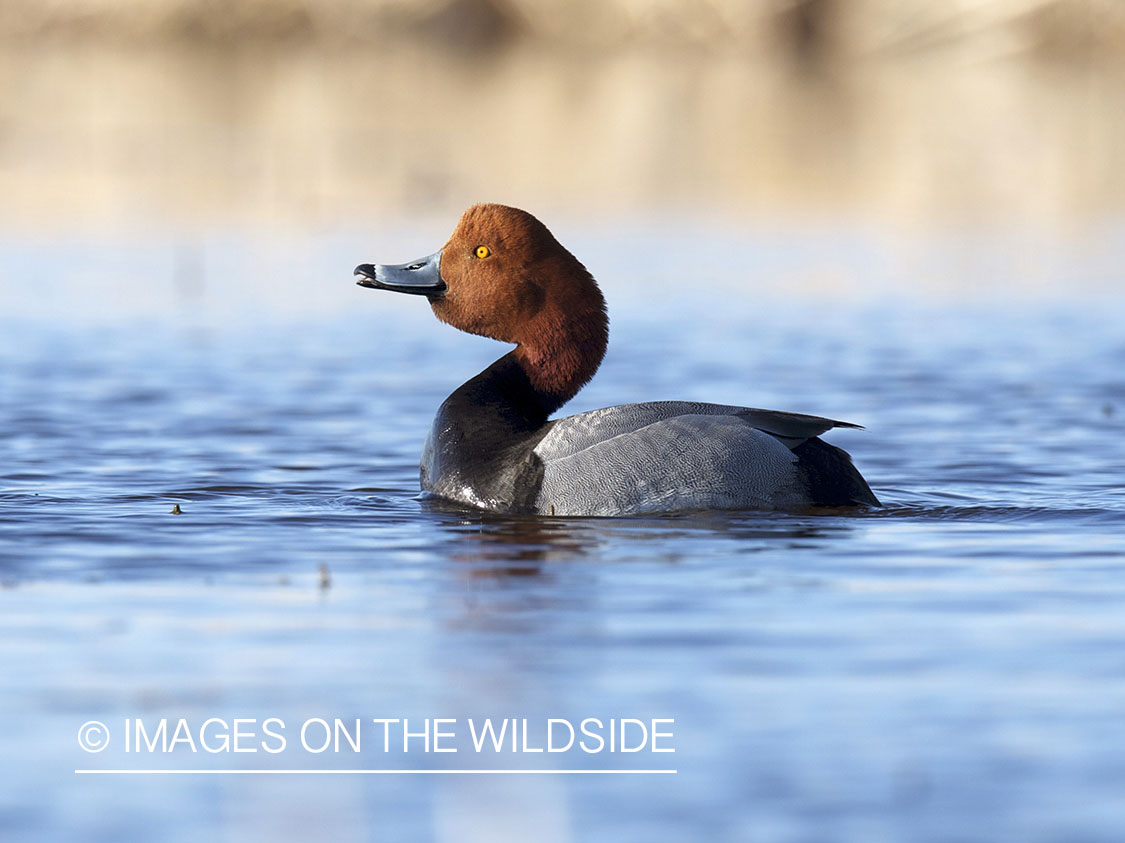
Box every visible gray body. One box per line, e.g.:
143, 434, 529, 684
421, 391, 877, 515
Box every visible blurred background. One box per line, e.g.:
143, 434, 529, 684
2, 0, 1124, 233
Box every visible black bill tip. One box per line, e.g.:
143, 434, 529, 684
354, 264, 379, 288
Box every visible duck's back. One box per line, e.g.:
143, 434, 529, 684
533, 401, 878, 515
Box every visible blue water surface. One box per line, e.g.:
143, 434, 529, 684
1, 222, 1124, 842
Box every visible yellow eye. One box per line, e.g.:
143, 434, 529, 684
474, 245, 491, 259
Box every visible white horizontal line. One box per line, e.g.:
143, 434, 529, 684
75, 769, 677, 775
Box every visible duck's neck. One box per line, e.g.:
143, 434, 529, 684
446, 352, 556, 430
511, 291, 608, 419
445, 319, 606, 432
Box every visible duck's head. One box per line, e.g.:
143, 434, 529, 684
356, 204, 608, 406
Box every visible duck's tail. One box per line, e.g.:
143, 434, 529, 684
793, 437, 881, 507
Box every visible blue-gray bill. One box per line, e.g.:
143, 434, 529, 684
354, 250, 445, 296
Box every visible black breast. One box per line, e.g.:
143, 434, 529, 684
424, 352, 555, 513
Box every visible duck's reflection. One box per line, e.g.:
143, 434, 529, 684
427, 503, 600, 574
424, 496, 855, 576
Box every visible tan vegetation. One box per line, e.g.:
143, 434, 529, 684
3, 0, 1124, 59
1, 1, 1123, 229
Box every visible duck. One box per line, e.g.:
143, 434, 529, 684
355, 204, 879, 516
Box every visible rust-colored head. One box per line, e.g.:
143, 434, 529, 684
355, 204, 609, 406
433, 204, 609, 404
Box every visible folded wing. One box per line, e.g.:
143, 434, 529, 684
535, 400, 860, 460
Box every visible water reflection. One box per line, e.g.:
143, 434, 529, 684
435, 511, 602, 571
428, 502, 856, 573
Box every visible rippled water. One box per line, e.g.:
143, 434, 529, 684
2, 223, 1124, 841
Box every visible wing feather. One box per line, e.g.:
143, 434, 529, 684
535, 401, 861, 461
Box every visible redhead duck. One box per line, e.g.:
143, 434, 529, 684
355, 204, 879, 515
